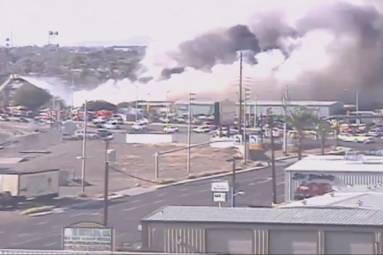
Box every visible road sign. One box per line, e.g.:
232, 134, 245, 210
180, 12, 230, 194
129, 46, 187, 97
213, 192, 227, 202
63, 221, 114, 251
233, 135, 242, 145
211, 181, 229, 192
249, 135, 258, 144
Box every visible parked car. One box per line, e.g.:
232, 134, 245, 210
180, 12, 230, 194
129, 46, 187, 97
163, 125, 179, 133
192, 126, 211, 133
0, 115, 9, 121
103, 122, 120, 130
17, 117, 29, 123
62, 133, 82, 141
74, 130, 99, 139
97, 129, 113, 138
131, 123, 147, 131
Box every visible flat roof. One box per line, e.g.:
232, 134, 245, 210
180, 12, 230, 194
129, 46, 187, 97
142, 205, 383, 226
285, 156, 383, 173
280, 185, 383, 210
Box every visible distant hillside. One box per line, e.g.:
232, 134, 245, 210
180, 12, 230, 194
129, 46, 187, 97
0, 45, 146, 90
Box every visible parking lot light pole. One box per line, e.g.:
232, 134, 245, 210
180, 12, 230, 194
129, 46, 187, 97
243, 87, 250, 163
187, 92, 195, 175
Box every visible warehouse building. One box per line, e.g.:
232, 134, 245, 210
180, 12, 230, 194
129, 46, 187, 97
243, 100, 344, 117
173, 100, 345, 117
141, 205, 383, 254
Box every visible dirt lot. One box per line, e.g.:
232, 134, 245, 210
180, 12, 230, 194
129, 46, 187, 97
115, 143, 240, 181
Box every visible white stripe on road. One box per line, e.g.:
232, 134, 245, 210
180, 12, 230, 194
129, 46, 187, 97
35, 221, 48, 226
10, 233, 61, 247
43, 241, 58, 247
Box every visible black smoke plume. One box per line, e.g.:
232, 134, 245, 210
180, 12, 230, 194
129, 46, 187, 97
160, 67, 185, 79
170, 24, 261, 71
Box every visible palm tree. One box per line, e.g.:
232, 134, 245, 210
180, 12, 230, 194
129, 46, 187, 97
316, 118, 331, 155
286, 106, 319, 160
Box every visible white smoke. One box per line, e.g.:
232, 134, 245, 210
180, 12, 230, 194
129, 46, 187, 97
21, 0, 383, 107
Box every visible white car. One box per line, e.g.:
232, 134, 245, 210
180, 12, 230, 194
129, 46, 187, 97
163, 126, 179, 133
74, 130, 99, 139
193, 126, 211, 133
132, 123, 147, 131
338, 133, 374, 143
92, 117, 107, 124
137, 118, 149, 125
103, 122, 119, 130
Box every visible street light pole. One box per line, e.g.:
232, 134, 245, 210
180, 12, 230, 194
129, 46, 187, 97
81, 100, 88, 194
186, 92, 195, 174
103, 139, 110, 226
48, 31, 59, 45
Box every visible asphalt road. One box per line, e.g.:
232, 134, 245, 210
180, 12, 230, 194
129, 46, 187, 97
0, 159, 294, 250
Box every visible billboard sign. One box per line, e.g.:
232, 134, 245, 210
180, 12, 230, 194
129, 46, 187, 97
63, 222, 114, 251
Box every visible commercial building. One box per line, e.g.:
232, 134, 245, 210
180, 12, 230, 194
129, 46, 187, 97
141, 205, 383, 254
284, 154, 383, 202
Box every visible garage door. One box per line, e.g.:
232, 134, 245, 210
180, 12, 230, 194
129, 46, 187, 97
269, 230, 318, 254
325, 231, 374, 254
206, 229, 253, 254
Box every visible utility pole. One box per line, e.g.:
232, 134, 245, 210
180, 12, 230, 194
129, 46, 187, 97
269, 113, 277, 204
355, 91, 360, 125
282, 85, 290, 155
81, 100, 88, 193
253, 94, 258, 129
135, 85, 138, 122
231, 159, 236, 207
103, 139, 110, 226
186, 92, 195, 174
243, 87, 250, 163
238, 52, 243, 135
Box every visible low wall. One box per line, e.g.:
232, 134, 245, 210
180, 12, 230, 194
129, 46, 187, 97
126, 134, 173, 144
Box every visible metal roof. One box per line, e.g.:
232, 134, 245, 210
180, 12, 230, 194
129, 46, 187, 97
142, 206, 383, 226
285, 156, 383, 173
280, 185, 383, 210
243, 100, 341, 107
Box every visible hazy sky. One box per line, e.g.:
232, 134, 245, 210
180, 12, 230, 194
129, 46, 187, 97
0, 0, 261, 46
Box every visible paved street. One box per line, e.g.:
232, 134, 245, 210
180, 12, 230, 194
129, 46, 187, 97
0, 159, 294, 250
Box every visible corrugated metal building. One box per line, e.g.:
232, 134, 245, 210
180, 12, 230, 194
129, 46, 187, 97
243, 100, 344, 117
141, 205, 383, 254
284, 155, 383, 202
173, 100, 344, 117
